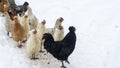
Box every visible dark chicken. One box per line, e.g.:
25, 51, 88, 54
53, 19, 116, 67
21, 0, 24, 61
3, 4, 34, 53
4, 1, 29, 20
8, 0, 29, 16
16, 2, 29, 16
42, 26, 76, 68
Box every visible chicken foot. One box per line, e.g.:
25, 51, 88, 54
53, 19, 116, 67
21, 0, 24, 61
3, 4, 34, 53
31, 54, 39, 60
65, 60, 70, 64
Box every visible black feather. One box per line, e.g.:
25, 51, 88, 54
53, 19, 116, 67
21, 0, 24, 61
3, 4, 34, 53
16, 2, 29, 16
23, 2, 29, 6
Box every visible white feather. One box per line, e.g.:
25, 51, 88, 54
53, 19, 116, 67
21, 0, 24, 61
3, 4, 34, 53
4, 12, 13, 34
37, 22, 46, 40
46, 18, 62, 35
27, 6, 38, 30
53, 28, 64, 41
26, 30, 41, 58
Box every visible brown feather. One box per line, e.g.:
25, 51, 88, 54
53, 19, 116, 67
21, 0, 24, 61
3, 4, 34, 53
12, 16, 25, 42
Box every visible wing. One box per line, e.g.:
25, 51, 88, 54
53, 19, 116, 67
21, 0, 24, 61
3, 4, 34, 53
51, 41, 64, 54
58, 42, 75, 60
58, 32, 76, 60
44, 41, 64, 57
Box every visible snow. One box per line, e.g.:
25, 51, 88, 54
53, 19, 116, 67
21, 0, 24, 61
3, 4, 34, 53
0, 0, 120, 68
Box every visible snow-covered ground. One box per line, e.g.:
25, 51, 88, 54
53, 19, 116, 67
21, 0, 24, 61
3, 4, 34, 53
0, 0, 120, 68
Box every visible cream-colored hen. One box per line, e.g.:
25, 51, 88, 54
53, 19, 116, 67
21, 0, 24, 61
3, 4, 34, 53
21, 15, 30, 38
46, 17, 64, 35
53, 25, 64, 41
26, 29, 41, 59
4, 12, 13, 37
37, 20, 46, 52
27, 6, 38, 30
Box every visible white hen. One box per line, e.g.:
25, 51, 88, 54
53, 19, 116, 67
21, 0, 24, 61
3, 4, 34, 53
22, 15, 30, 36
37, 20, 46, 38
20, 15, 30, 42
37, 20, 46, 52
26, 29, 41, 59
4, 12, 13, 37
27, 6, 38, 30
53, 25, 64, 41
46, 17, 64, 35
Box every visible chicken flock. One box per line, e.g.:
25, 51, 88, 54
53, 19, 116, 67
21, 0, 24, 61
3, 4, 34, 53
2, 1, 77, 68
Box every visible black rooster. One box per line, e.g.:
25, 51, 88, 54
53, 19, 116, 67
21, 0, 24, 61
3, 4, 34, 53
16, 2, 29, 16
42, 26, 76, 68
8, 0, 29, 16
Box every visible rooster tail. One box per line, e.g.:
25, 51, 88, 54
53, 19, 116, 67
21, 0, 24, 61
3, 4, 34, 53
23, 2, 29, 6
69, 26, 76, 32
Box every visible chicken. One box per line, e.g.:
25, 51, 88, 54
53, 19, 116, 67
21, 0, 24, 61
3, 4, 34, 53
11, 16, 26, 48
8, 0, 29, 16
4, 11, 13, 37
4, 4, 16, 20
37, 20, 46, 52
27, 6, 38, 30
37, 20, 46, 39
46, 17, 64, 35
7, 0, 17, 13
20, 14, 30, 40
26, 29, 41, 59
16, 2, 29, 16
42, 26, 76, 68
17, 13, 29, 41
54, 17, 64, 29
3, 4, 9, 13
53, 25, 64, 41
6, 1, 29, 21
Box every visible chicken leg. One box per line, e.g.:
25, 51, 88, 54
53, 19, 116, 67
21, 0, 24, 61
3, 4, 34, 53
31, 54, 39, 60
39, 42, 44, 53
17, 41, 22, 48
7, 32, 9, 36
61, 61, 66, 68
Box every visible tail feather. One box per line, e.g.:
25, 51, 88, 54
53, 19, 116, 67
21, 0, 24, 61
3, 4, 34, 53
69, 26, 76, 32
